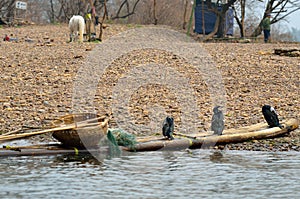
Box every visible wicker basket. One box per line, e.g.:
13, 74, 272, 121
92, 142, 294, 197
52, 113, 109, 148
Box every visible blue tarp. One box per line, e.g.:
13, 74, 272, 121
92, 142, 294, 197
194, 3, 234, 35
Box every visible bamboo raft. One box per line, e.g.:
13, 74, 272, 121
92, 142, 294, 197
0, 118, 298, 157
125, 118, 299, 152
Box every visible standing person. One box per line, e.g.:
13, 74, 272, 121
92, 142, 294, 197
261, 13, 271, 43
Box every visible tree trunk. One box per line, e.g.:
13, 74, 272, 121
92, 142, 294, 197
6, 0, 16, 23
233, 1, 245, 38
251, 23, 263, 37
99, 0, 108, 41
182, 0, 188, 29
50, 0, 55, 23
153, 0, 158, 25
204, 12, 220, 40
241, 0, 246, 37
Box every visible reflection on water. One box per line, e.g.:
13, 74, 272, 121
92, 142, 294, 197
0, 150, 300, 198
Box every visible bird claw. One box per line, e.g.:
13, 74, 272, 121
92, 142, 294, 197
163, 136, 174, 140
169, 136, 174, 140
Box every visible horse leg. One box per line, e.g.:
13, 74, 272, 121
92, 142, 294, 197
69, 33, 73, 42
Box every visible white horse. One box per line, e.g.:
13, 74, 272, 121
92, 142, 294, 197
69, 15, 85, 42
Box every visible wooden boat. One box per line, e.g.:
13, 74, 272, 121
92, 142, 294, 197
0, 113, 109, 149
0, 118, 298, 157
51, 113, 109, 148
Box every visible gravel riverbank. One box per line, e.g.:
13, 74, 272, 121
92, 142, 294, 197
0, 24, 299, 151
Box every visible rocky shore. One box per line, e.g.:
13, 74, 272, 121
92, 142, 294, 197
0, 24, 299, 151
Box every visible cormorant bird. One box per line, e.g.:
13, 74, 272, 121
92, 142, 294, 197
211, 106, 224, 135
162, 116, 174, 140
262, 105, 283, 128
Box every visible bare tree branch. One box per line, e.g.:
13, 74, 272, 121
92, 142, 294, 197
251, 0, 300, 37
111, 0, 141, 19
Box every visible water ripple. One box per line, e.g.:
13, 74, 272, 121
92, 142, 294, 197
0, 150, 300, 198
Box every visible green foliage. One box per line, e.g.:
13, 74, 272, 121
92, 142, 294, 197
52, 22, 61, 25
105, 19, 114, 24
91, 39, 101, 43
124, 24, 143, 29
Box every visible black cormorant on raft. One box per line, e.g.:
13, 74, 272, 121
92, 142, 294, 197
211, 106, 224, 135
162, 116, 174, 140
262, 105, 283, 129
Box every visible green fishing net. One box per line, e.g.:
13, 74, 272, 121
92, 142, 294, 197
106, 130, 121, 156
108, 128, 137, 148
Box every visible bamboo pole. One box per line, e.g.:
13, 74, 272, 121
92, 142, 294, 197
0, 147, 101, 157
180, 120, 278, 138
1, 125, 52, 136
0, 144, 112, 157
0, 143, 62, 150
1, 128, 23, 136
173, 132, 197, 139
136, 136, 164, 142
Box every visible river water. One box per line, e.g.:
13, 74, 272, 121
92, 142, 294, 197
0, 150, 299, 199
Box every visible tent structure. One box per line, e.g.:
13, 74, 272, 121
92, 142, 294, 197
194, 0, 234, 35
